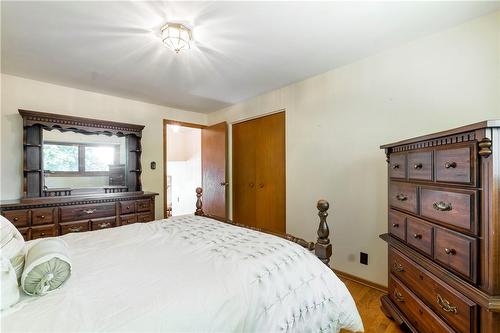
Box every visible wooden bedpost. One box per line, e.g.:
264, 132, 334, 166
315, 199, 332, 267
195, 187, 204, 216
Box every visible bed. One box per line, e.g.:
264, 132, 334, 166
2, 188, 364, 333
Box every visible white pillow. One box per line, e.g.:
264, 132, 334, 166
21, 238, 72, 296
0, 215, 26, 283
1, 257, 20, 310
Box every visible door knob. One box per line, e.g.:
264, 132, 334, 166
249, 182, 254, 188
259, 183, 264, 188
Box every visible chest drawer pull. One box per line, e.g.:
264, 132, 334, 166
83, 209, 96, 214
437, 294, 458, 314
39, 215, 45, 219
413, 233, 422, 239
396, 194, 408, 201
393, 290, 405, 302
392, 164, 400, 169
444, 161, 457, 169
393, 262, 404, 272
13, 217, 18, 221
413, 163, 423, 169
98, 222, 111, 228
392, 223, 399, 228
444, 248, 456, 255
433, 201, 452, 211
68, 226, 83, 232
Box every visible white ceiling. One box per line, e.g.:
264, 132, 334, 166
2, 1, 499, 113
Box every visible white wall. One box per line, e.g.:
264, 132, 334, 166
0, 74, 207, 219
208, 12, 500, 286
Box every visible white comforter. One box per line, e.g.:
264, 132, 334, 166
2, 215, 363, 333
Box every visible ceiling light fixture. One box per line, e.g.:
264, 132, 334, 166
161, 23, 192, 54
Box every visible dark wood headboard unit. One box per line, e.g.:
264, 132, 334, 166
19, 109, 145, 198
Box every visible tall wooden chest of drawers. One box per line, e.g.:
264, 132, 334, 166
380, 121, 500, 333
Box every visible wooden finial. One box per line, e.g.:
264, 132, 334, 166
315, 199, 332, 267
195, 187, 204, 216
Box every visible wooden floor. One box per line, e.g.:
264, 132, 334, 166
339, 278, 403, 333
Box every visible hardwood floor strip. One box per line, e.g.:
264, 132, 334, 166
334, 269, 388, 293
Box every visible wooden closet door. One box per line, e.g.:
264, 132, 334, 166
232, 119, 257, 227
255, 112, 285, 233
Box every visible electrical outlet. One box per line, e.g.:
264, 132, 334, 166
360, 252, 368, 265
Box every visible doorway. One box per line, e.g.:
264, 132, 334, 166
163, 120, 228, 219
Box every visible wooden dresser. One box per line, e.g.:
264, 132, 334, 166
0, 192, 157, 240
380, 121, 500, 333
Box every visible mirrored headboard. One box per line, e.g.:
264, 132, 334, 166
19, 109, 144, 198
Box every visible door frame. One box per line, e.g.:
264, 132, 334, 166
162, 119, 206, 218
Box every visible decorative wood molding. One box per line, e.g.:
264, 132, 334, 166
1, 192, 158, 211
19, 109, 144, 137
388, 131, 476, 154
478, 137, 492, 158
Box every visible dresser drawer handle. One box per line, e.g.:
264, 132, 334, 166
392, 164, 400, 169
126, 206, 130, 210
396, 194, 408, 201
98, 222, 111, 228
413, 163, 423, 169
444, 161, 457, 169
433, 201, 452, 211
13, 217, 19, 221
437, 294, 458, 314
393, 290, 404, 302
39, 215, 45, 219
444, 248, 456, 255
83, 209, 96, 214
392, 223, 399, 228
413, 233, 422, 239
392, 262, 404, 272
68, 226, 83, 232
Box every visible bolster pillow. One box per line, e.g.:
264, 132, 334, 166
21, 238, 72, 296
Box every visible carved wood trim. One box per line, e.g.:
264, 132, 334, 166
388, 131, 476, 154
478, 137, 492, 158
19, 109, 144, 137
193, 188, 333, 261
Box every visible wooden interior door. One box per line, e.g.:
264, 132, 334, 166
232, 119, 257, 227
201, 122, 228, 219
255, 112, 285, 233
232, 112, 285, 233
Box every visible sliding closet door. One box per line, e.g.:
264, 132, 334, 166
255, 112, 285, 233
232, 119, 257, 227
232, 112, 285, 233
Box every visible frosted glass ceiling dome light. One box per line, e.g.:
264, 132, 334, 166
161, 23, 192, 53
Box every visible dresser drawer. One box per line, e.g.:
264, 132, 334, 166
31, 208, 55, 225
60, 221, 90, 235
137, 212, 153, 223
406, 217, 433, 256
389, 182, 418, 214
389, 153, 406, 179
389, 275, 454, 333
435, 145, 474, 185
31, 225, 57, 239
120, 214, 138, 225
389, 248, 477, 333
434, 227, 477, 282
136, 199, 151, 213
3, 210, 29, 227
18, 227, 29, 241
408, 151, 433, 181
91, 217, 116, 231
388, 210, 406, 241
60, 203, 116, 222
120, 201, 136, 215
420, 187, 476, 234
